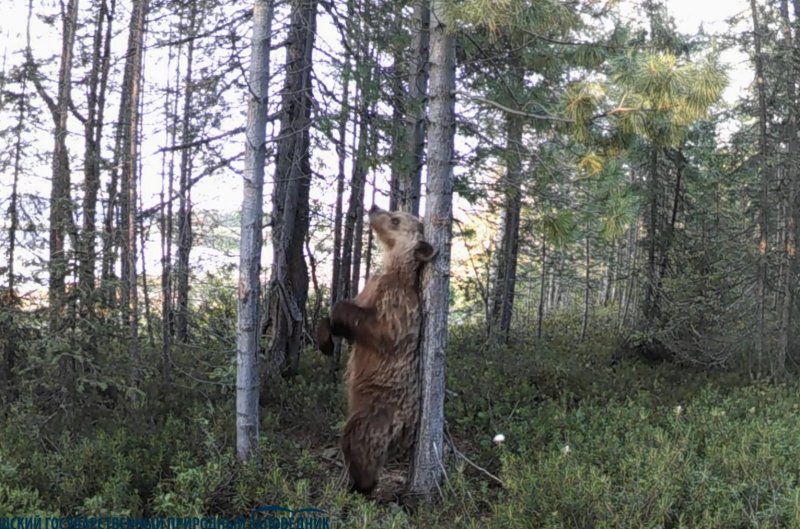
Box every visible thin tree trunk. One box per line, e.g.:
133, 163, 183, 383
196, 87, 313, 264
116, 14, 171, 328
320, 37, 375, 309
237, 0, 273, 463
537, 242, 547, 339
118, 0, 150, 392
491, 112, 523, 342
407, 0, 456, 497
306, 236, 322, 334
101, 141, 120, 303
621, 221, 640, 331
604, 240, 617, 306
350, 97, 375, 297
777, 0, 797, 379
138, 167, 154, 347
2, 75, 26, 392
336, 80, 361, 335
328, 10, 352, 374
159, 17, 182, 382
27, 0, 80, 333
752, 0, 769, 379
388, 37, 405, 211
644, 147, 659, 325
364, 184, 377, 280
175, 0, 200, 343
396, 0, 429, 215
580, 236, 590, 342
7, 81, 26, 296
78, 0, 115, 318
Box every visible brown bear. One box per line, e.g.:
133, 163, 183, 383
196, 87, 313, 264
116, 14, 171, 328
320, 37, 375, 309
316, 205, 436, 494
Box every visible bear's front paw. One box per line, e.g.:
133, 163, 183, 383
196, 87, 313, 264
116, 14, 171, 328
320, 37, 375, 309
331, 301, 356, 339
316, 317, 334, 356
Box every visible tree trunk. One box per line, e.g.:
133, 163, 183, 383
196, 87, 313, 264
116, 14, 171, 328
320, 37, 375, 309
6, 80, 26, 296
237, 0, 273, 462
118, 0, 150, 391
537, 242, 547, 339
604, 240, 617, 306
621, 219, 640, 331
751, 0, 770, 378
490, 112, 523, 342
643, 146, 660, 325
580, 236, 591, 342
388, 36, 406, 212
2, 75, 27, 392
266, 0, 317, 378
78, 0, 116, 318
159, 16, 182, 382
28, 0, 80, 334
364, 185, 377, 280
328, 8, 353, 374
341, 70, 371, 300
776, 0, 797, 380
395, 0, 429, 215
407, 0, 456, 498
100, 141, 119, 304
336, 80, 361, 338
350, 57, 377, 297
175, 0, 200, 343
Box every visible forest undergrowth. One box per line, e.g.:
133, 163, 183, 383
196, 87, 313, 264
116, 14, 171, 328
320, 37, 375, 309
2, 307, 800, 529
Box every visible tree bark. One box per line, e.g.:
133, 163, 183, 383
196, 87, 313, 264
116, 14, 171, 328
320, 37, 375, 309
159, 15, 183, 382
751, 0, 770, 378
27, 0, 80, 333
175, 0, 201, 343
339, 47, 371, 302
490, 112, 523, 342
78, 0, 116, 318
776, 0, 797, 379
266, 0, 317, 378
395, 0, 429, 215
118, 0, 150, 391
537, 242, 546, 339
580, 236, 591, 342
407, 0, 456, 498
643, 146, 660, 325
237, 0, 273, 463
328, 7, 353, 374
388, 34, 406, 212
2, 74, 27, 392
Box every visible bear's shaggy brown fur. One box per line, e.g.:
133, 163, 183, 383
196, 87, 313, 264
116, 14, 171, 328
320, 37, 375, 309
316, 205, 436, 494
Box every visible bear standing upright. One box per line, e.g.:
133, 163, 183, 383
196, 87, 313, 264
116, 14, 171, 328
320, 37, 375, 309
316, 205, 436, 494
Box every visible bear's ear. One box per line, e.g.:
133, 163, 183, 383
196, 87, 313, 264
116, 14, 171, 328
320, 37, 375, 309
414, 241, 437, 262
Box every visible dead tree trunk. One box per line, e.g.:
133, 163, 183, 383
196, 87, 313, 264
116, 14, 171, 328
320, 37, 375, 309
237, 0, 273, 462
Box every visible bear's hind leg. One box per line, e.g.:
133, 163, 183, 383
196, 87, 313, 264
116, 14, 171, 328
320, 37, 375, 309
341, 405, 395, 494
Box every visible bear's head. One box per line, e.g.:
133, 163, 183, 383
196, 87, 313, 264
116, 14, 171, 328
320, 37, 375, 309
368, 205, 436, 268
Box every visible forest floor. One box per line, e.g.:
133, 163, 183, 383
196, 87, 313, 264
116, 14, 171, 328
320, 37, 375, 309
3, 313, 800, 528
